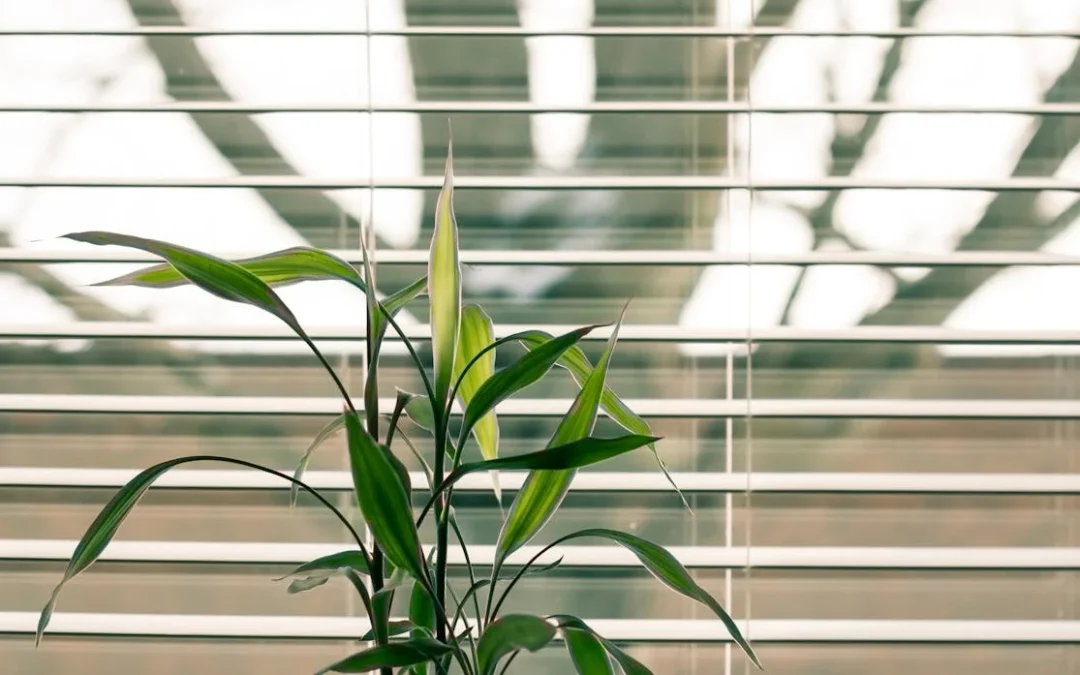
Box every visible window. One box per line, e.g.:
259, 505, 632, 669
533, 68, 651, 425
3, 1, 1080, 673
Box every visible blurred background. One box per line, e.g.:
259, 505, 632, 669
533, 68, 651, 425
4, 0, 1080, 673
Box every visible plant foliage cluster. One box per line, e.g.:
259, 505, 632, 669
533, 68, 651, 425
33, 144, 760, 674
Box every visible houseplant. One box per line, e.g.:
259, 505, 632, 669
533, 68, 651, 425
33, 144, 761, 674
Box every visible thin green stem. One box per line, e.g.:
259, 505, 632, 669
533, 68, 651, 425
490, 535, 574, 621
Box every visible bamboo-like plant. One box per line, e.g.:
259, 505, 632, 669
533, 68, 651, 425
33, 144, 761, 674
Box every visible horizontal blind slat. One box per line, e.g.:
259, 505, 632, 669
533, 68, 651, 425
6, 539, 1080, 570
7, 323, 1080, 344
4, 468, 1076, 495
0, 177, 1077, 190
5, 395, 1080, 419
4, 613, 1080, 643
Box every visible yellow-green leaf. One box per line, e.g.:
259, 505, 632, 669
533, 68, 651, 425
454, 305, 500, 500
495, 307, 626, 564
428, 142, 462, 411
94, 245, 368, 291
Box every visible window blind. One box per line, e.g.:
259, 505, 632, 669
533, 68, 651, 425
3, 1, 1080, 674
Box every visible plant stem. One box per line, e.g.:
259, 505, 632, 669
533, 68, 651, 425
432, 414, 450, 643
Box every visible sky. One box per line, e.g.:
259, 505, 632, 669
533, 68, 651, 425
2, 0, 1080, 357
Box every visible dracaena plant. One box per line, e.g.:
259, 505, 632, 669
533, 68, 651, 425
33, 143, 761, 674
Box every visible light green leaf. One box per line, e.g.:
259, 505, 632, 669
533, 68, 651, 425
360, 229, 381, 436
93, 245, 367, 291
550, 615, 651, 675
64, 231, 350, 404
286, 574, 332, 594
516, 330, 688, 510
476, 614, 557, 675
290, 413, 347, 507
495, 307, 626, 565
345, 412, 426, 582
552, 531, 761, 669
315, 639, 454, 674
457, 324, 604, 455
428, 141, 462, 411
404, 395, 437, 433
454, 304, 500, 500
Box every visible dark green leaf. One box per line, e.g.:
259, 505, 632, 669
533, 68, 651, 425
516, 330, 688, 511
94, 245, 367, 290
429, 141, 462, 410
316, 639, 455, 674
359, 620, 418, 643
36, 454, 353, 645
408, 580, 437, 675
422, 435, 659, 521
550, 615, 651, 675
458, 324, 603, 453
291, 413, 347, 506
371, 586, 396, 645
495, 308, 626, 564
64, 231, 351, 405
345, 412, 426, 581
563, 628, 614, 675
553, 530, 760, 669
476, 614, 557, 675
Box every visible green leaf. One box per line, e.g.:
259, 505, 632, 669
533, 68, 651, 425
371, 586, 396, 646
457, 324, 604, 455
35, 455, 355, 646
476, 614, 557, 675
360, 229, 381, 436
64, 231, 351, 405
274, 549, 371, 593
553, 530, 761, 669
316, 639, 455, 674
495, 308, 626, 565
358, 620, 418, 643
421, 435, 659, 522
563, 627, 614, 675
428, 141, 462, 411
454, 304, 500, 500
408, 580, 437, 675
93, 245, 367, 291
404, 395, 437, 433
516, 330, 688, 511
345, 412, 426, 582
290, 413, 347, 507
550, 616, 651, 675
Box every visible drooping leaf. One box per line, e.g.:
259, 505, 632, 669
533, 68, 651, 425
64, 231, 350, 404
454, 304, 500, 500
315, 639, 455, 674
476, 614, 557, 675
563, 627, 614, 675
290, 413, 347, 506
359, 620, 419, 643
457, 324, 604, 453
94, 245, 367, 291
516, 330, 688, 510
274, 549, 371, 593
495, 307, 626, 565
408, 579, 437, 675
428, 141, 462, 411
404, 395, 437, 433
550, 616, 651, 675
344, 412, 426, 582
552, 530, 761, 669
422, 434, 659, 521
35, 455, 354, 645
